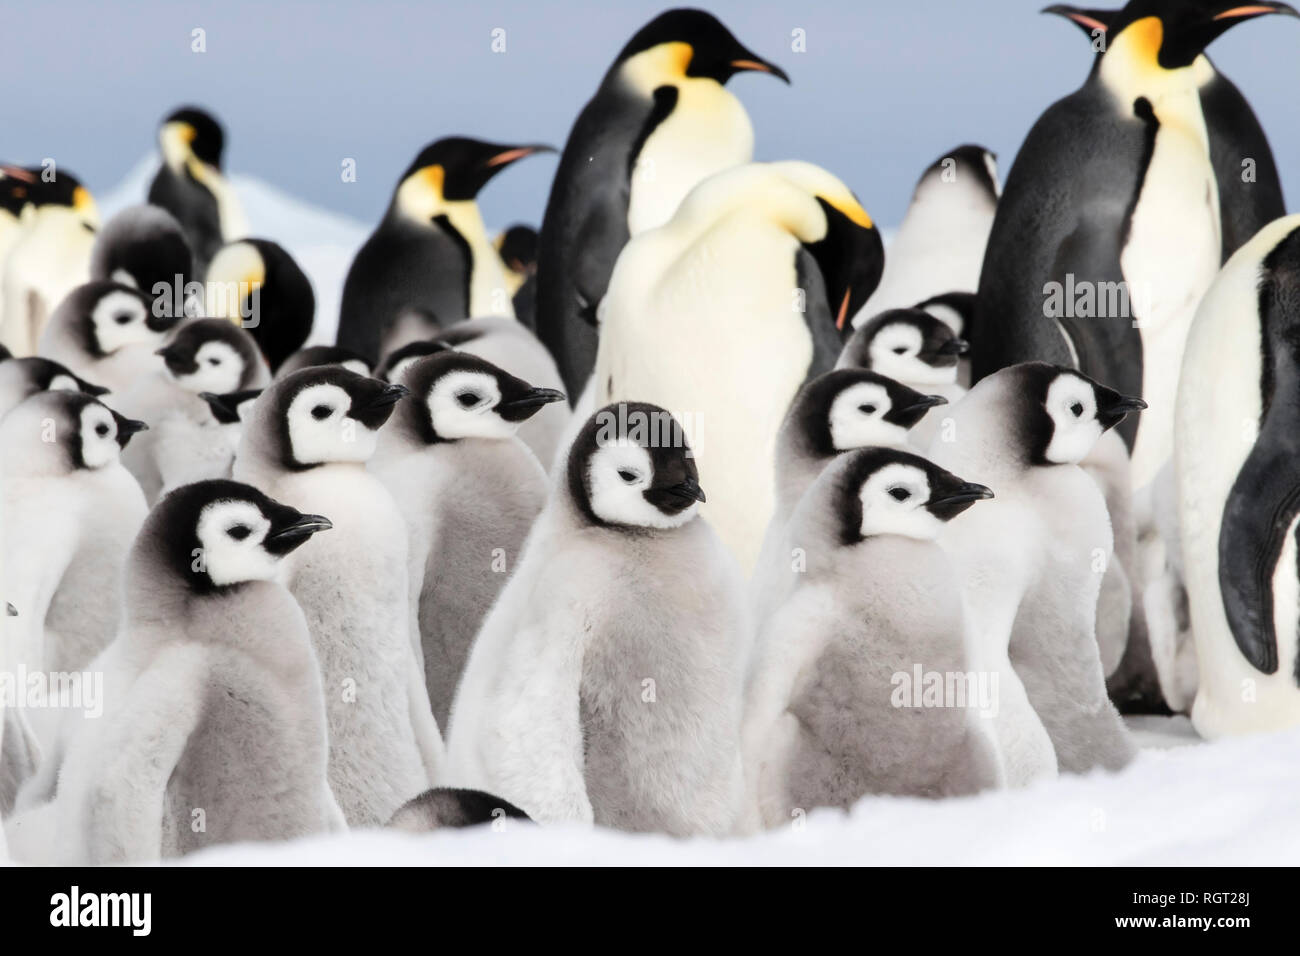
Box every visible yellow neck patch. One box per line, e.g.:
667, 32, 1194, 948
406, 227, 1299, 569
622, 41, 694, 92
823, 194, 873, 230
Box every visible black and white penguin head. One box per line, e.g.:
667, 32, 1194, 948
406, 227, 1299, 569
0, 357, 108, 416
394, 351, 565, 444
158, 106, 225, 170
256, 366, 409, 468
610, 9, 789, 88
765, 161, 885, 329
89, 205, 195, 305
1093, 0, 1296, 72
789, 368, 946, 457
991, 362, 1147, 466
843, 308, 970, 386
19, 167, 98, 226
392, 138, 554, 224
142, 480, 330, 593
834, 447, 993, 544
53, 280, 176, 359
375, 338, 453, 384
274, 345, 370, 381
0, 390, 146, 476
567, 402, 706, 531
156, 318, 262, 395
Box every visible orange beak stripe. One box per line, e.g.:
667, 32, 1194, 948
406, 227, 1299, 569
485, 147, 535, 168
836, 290, 852, 331
731, 59, 773, 73
1215, 5, 1285, 18
1066, 12, 1109, 31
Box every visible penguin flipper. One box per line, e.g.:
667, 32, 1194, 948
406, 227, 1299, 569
795, 247, 848, 378
1218, 399, 1300, 677
82, 644, 207, 863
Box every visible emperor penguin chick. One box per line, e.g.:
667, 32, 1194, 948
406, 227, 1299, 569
275, 344, 370, 381
233, 366, 442, 826
447, 402, 749, 835
928, 362, 1143, 781
115, 317, 268, 501
0, 356, 107, 417
751, 367, 945, 625
742, 447, 1001, 830
837, 308, 969, 449
0, 391, 147, 688
46, 480, 341, 864
37, 280, 178, 393
370, 351, 563, 729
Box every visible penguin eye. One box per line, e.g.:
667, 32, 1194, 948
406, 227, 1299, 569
456, 392, 480, 408
1070, 402, 1084, 418
311, 404, 332, 420
227, 525, 251, 541
858, 404, 877, 415
207, 357, 222, 366
94, 423, 109, 437
114, 313, 133, 325
618, 469, 639, 484
888, 486, 911, 502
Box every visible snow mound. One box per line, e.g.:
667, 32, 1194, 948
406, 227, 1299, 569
96, 156, 368, 345
173, 721, 1299, 866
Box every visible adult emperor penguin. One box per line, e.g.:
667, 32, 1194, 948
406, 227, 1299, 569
88, 204, 196, 316
928, 362, 1143, 781
751, 368, 945, 627
335, 138, 552, 364
742, 448, 1001, 830
972, 0, 1296, 493
595, 161, 884, 571
1044, 2, 1288, 262
1, 169, 99, 357
1176, 216, 1300, 736
275, 344, 370, 380
497, 224, 540, 331
40, 480, 342, 863
447, 403, 749, 835
855, 145, 999, 324
205, 238, 315, 371
233, 366, 441, 826
534, 8, 789, 395
837, 308, 969, 449
0, 166, 39, 279
370, 351, 562, 728
147, 106, 247, 273
116, 318, 269, 500
37, 280, 178, 393
0, 356, 107, 417
0, 391, 147, 721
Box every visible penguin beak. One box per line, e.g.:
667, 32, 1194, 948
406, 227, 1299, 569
75, 376, 110, 396
936, 338, 970, 357
364, 382, 410, 409
265, 513, 333, 554
668, 476, 707, 504
200, 388, 262, 425
497, 386, 567, 422
1161, 1, 1298, 65
900, 394, 948, 417
113, 416, 149, 448
927, 482, 995, 521
1212, 3, 1299, 22
1097, 393, 1148, 431
483, 144, 557, 169
729, 56, 790, 84
6, 602, 16, 617
1040, 5, 1113, 35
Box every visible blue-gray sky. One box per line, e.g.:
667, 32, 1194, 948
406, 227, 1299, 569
5, 0, 1297, 230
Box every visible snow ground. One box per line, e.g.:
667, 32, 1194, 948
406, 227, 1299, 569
177, 720, 1299, 866
85, 168, 1297, 867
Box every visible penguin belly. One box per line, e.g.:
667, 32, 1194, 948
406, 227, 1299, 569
597, 226, 811, 572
